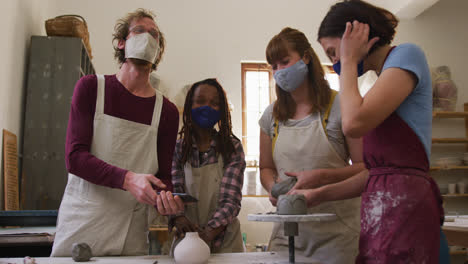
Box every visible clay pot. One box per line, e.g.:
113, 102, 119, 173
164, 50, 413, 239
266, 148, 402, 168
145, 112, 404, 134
277, 194, 307, 215
432, 66, 457, 111
174, 232, 210, 264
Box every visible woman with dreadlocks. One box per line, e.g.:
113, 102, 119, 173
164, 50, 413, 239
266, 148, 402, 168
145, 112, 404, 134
169, 78, 245, 253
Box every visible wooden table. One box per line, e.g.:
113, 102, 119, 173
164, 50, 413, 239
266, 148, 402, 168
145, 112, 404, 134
2, 252, 319, 263
443, 216, 468, 248
0, 227, 55, 246
443, 226, 468, 248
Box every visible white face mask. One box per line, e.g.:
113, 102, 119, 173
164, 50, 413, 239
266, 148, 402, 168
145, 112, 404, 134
124, 32, 160, 64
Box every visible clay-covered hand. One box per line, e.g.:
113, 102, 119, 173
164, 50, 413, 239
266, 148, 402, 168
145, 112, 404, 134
340, 20, 379, 65
199, 226, 224, 245
123, 171, 166, 205
156, 191, 185, 215
269, 192, 278, 206
285, 169, 324, 191
290, 188, 324, 208
172, 216, 199, 239
267, 178, 280, 206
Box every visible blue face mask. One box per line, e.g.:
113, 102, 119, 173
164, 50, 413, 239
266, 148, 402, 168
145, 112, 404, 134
273, 59, 309, 93
333, 60, 365, 77
191, 105, 220, 129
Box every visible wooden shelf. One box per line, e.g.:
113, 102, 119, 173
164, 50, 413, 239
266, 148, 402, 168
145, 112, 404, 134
149, 227, 169, 232
148, 225, 168, 232
433, 111, 468, 118
432, 138, 468, 144
450, 250, 467, 255
442, 194, 468, 197
431, 166, 468, 171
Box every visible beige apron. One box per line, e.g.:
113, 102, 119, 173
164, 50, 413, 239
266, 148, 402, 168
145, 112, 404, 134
171, 156, 244, 254
269, 111, 361, 264
51, 74, 163, 256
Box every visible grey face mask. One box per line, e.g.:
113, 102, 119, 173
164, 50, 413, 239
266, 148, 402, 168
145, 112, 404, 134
273, 59, 309, 93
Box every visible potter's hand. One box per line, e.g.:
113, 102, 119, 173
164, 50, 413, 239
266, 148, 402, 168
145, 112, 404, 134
269, 192, 278, 206
156, 191, 185, 215
172, 216, 199, 239
199, 226, 224, 245
285, 169, 323, 191
123, 171, 165, 205
291, 188, 324, 208
340, 21, 379, 65
267, 176, 280, 206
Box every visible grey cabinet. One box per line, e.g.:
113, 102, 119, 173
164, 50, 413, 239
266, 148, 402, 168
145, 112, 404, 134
21, 36, 95, 209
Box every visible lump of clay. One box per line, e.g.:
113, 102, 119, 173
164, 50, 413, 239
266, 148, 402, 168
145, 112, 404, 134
271, 178, 297, 198
277, 194, 307, 215
71, 242, 92, 262
23, 256, 36, 264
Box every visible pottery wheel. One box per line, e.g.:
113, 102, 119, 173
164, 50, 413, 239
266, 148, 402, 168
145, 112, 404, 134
248, 213, 337, 264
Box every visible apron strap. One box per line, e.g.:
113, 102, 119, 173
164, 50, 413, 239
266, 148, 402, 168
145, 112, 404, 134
321, 89, 337, 138
271, 89, 337, 155
151, 89, 164, 128
96, 74, 105, 115
272, 119, 280, 155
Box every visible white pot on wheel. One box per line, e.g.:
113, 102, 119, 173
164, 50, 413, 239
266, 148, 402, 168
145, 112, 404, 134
174, 232, 210, 264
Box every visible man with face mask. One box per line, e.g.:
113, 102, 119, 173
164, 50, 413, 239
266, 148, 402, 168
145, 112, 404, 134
51, 9, 184, 256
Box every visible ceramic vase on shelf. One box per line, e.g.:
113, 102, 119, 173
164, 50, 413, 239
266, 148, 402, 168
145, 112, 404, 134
174, 232, 210, 264
432, 65, 458, 111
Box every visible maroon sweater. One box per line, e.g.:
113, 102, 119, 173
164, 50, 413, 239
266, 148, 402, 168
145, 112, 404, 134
65, 74, 179, 191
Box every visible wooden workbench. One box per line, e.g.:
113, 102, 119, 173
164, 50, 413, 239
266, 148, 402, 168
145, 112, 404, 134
0, 227, 55, 246
443, 216, 468, 248
443, 226, 468, 248
2, 252, 318, 263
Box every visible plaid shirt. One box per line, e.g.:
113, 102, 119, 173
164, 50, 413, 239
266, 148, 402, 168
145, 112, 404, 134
171, 133, 245, 248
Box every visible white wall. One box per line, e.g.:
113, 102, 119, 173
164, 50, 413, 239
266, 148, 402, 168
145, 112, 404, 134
0, 0, 48, 182
44, 0, 467, 139
45, 0, 340, 139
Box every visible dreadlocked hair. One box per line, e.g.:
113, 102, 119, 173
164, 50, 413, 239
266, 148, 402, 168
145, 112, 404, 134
178, 78, 236, 165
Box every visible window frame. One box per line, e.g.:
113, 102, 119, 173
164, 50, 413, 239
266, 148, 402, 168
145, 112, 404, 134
241, 63, 275, 158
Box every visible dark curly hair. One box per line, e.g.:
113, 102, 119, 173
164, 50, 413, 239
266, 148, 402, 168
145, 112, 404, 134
112, 8, 166, 70
318, 0, 399, 55
178, 78, 236, 165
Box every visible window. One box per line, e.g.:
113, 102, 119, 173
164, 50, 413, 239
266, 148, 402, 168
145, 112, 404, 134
323, 64, 378, 96
241, 63, 275, 165
323, 65, 340, 91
